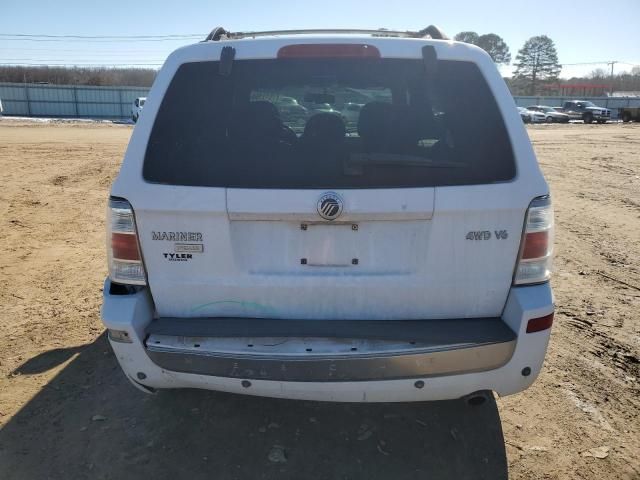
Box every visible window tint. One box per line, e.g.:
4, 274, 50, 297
144, 58, 515, 188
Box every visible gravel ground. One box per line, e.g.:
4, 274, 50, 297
0, 119, 638, 479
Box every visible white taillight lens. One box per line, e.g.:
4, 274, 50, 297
107, 197, 146, 285
514, 196, 554, 285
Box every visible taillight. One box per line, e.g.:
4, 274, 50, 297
107, 197, 146, 285
277, 44, 381, 59
514, 196, 554, 285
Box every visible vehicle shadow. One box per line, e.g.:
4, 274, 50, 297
12, 345, 86, 375
0, 333, 507, 480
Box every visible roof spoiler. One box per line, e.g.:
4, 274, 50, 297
202, 26, 449, 42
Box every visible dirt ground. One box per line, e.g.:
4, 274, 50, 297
0, 119, 638, 480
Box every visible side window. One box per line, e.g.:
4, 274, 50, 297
134, 99, 139, 107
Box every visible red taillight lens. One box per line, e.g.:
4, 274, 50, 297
107, 197, 146, 285
521, 231, 549, 259
526, 312, 554, 333
277, 44, 381, 59
111, 232, 140, 261
514, 196, 554, 285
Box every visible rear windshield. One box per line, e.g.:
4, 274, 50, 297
144, 58, 515, 188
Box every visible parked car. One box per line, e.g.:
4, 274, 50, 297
341, 102, 364, 123
102, 26, 554, 403
619, 107, 640, 123
131, 97, 146, 122
517, 107, 531, 123
274, 96, 308, 120
526, 105, 570, 123
560, 100, 610, 124
518, 107, 545, 123
304, 101, 343, 117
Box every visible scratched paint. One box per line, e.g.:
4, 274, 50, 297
190, 300, 277, 315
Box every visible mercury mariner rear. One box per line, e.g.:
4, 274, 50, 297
101, 27, 555, 402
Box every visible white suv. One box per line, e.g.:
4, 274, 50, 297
102, 26, 555, 403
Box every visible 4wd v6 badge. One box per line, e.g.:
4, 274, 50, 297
466, 230, 509, 240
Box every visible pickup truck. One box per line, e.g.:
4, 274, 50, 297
561, 100, 611, 124
619, 107, 640, 123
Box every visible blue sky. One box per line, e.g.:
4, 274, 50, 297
2, 0, 639, 78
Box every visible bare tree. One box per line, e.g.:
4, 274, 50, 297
588, 68, 607, 79
0, 66, 157, 87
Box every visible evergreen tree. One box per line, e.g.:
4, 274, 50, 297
454, 31, 480, 45
514, 36, 562, 95
454, 32, 511, 65
477, 34, 511, 65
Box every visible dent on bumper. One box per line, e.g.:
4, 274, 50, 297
101, 279, 554, 402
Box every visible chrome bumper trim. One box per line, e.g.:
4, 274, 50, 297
145, 336, 516, 382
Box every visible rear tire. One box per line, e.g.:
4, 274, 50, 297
583, 113, 593, 124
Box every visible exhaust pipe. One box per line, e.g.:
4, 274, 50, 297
463, 390, 491, 407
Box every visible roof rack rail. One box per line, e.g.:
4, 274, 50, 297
418, 25, 449, 41
204, 27, 229, 42
202, 26, 449, 42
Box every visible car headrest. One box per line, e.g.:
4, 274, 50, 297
357, 102, 394, 151
246, 101, 282, 133
357, 102, 393, 139
389, 104, 423, 149
229, 101, 283, 142
303, 113, 346, 145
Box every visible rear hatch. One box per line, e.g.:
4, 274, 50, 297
126, 42, 534, 320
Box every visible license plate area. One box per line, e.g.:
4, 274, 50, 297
299, 223, 358, 267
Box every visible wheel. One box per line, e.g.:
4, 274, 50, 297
546, 116, 553, 123
583, 113, 593, 124
133, 114, 138, 123
622, 112, 631, 123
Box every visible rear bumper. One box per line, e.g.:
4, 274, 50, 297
144, 317, 516, 382
590, 111, 611, 120
101, 279, 554, 402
